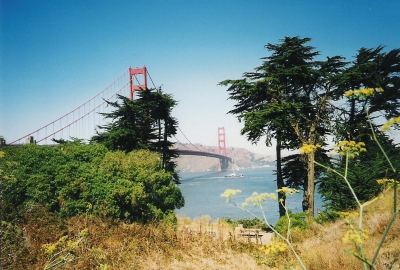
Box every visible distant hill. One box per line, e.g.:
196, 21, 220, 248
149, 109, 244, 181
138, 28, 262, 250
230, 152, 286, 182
174, 143, 276, 172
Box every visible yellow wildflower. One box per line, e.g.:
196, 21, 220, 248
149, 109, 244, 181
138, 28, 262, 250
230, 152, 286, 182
277, 187, 299, 195
42, 243, 58, 256
345, 88, 383, 98
339, 211, 359, 220
377, 178, 399, 188
299, 143, 321, 154
333, 140, 366, 158
67, 240, 78, 250
381, 116, 400, 131
277, 187, 287, 193
220, 189, 242, 202
79, 228, 89, 237
243, 192, 275, 207
42, 235, 68, 256
58, 235, 68, 243
100, 264, 112, 270
260, 240, 287, 255
342, 229, 369, 245
344, 90, 353, 98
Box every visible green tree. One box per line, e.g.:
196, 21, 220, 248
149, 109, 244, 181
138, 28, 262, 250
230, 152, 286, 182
91, 87, 180, 183
318, 46, 400, 211
335, 46, 400, 141
141, 89, 180, 182
91, 94, 155, 152
221, 37, 346, 216
319, 134, 399, 211
220, 77, 300, 217
281, 149, 330, 198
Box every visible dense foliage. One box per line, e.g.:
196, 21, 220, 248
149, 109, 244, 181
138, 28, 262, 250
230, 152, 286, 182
1, 144, 184, 223
320, 46, 400, 211
220, 37, 346, 215
319, 134, 400, 211
274, 210, 309, 237
221, 36, 400, 214
91, 88, 180, 183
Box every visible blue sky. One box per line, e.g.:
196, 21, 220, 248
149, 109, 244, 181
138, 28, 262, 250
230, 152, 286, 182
1, 0, 399, 155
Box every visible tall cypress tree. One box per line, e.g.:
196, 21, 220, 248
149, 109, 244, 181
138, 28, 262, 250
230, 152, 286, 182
91, 94, 155, 152
319, 47, 400, 211
220, 77, 301, 217
140, 88, 180, 182
221, 37, 346, 216
91, 88, 180, 183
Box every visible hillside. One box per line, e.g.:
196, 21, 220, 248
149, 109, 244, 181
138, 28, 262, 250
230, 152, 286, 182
3, 187, 398, 269
174, 143, 276, 172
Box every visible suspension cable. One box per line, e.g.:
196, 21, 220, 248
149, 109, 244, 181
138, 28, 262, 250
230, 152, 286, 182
132, 74, 142, 85
146, 70, 157, 88
177, 126, 202, 151
36, 81, 130, 143
173, 135, 191, 150
9, 68, 130, 145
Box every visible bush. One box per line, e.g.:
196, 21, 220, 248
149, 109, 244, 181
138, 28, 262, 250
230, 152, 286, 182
274, 210, 309, 237
315, 210, 341, 224
1, 144, 184, 223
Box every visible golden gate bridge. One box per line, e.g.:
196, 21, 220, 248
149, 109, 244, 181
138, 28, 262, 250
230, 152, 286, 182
5, 67, 233, 170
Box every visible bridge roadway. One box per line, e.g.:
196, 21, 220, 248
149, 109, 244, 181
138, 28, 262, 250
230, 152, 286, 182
176, 149, 233, 171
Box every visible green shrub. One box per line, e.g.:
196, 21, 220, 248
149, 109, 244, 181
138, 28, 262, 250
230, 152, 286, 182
315, 210, 341, 224
274, 210, 308, 236
1, 144, 184, 223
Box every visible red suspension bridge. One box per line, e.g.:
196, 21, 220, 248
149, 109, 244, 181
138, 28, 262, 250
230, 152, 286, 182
4, 67, 233, 170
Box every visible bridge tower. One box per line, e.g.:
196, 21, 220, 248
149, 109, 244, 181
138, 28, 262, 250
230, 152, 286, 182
129, 66, 147, 100
218, 127, 229, 171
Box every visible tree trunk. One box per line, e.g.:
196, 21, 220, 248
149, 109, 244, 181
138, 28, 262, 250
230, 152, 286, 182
276, 134, 286, 217
302, 151, 315, 216
158, 119, 162, 151
162, 120, 167, 170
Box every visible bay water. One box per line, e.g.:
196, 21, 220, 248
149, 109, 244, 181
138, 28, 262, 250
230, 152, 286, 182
175, 167, 324, 225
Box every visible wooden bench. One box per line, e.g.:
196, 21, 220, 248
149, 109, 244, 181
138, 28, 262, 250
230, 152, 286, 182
235, 224, 264, 243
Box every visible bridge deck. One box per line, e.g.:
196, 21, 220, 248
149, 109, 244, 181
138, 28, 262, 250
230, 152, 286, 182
176, 149, 232, 163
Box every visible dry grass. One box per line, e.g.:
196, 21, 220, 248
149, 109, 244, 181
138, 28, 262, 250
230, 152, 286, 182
1, 188, 398, 269
291, 187, 400, 269
1, 208, 269, 269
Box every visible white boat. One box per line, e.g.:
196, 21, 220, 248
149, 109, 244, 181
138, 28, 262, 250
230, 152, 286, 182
225, 173, 244, 178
